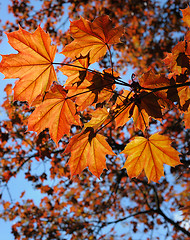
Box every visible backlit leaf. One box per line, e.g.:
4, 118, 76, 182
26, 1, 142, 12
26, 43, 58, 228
67, 72, 115, 111
181, 5, 190, 27
27, 84, 81, 145
139, 70, 173, 108
83, 108, 109, 131
64, 128, 116, 178
177, 85, 190, 107
163, 41, 190, 80
61, 15, 124, 63
114, 90, 162, 132
59, 55, 90, 87
121, 133, 181, 182
184, 105, 190, 129
0, 26, 57, 105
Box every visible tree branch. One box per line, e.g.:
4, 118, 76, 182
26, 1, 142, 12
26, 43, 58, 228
156, 207, 190, 237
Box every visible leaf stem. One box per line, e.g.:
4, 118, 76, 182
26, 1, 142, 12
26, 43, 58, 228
136, 103, 149, 138
95, 99, 133, 134
65, 82, 115, 100
106, 43, 114, 75
53, 62, 102, 75
53, 61, 131, 87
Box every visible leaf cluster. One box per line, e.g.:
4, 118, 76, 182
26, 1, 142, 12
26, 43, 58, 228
0, 2, 190, 240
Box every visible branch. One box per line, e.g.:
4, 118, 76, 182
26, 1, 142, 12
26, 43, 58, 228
133, 179, 190, 237
89, 209, 155, 226
156, 208, 190, 237
105, 209, 154, 225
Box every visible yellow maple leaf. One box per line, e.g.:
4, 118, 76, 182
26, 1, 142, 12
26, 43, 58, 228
181, 5, 190, 27
121, 133, 181, 182
83, 107, 109, 131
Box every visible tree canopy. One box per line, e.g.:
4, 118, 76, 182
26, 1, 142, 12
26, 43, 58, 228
0, 0, 190, 239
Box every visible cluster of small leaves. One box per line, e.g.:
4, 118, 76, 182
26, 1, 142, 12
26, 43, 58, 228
1, 6, 190, 183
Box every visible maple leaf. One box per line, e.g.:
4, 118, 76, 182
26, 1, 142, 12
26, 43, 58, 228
139, 70, 169, 89
64, 128, 116, 178
66, 79, 96, 111
67, 71, 115, 111
181, 5, 190, 27
61, 15, 124, 63
184, 111, 190, 129
183, 103, 190, 129
115, 101, 150, 132
121, 133, 181, 182
83, 107, 110, 131
114, 90, 162, 132
132, 103, 150, 132
59, 55, 91, 87
139, 70, 173, 108
113, 90, 132, 127
177, 85, 190, 107
27, 84, 81, 145
0, 26, 57, 105
137, 91, 163, 118
163, 41, 190, 79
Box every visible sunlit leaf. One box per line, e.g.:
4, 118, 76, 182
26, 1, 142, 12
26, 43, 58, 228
27, 84, 81, 145
121, 133, 181, 182
59, 55, 91, 87
0, 26, 57, 105
61, 15, 124, 63
64, 128, 116, 178
181, 5, 190, 27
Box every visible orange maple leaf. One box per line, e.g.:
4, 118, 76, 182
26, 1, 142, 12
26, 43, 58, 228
131, 103, 150, 132
139, 70, 173, 108
163, 39, 190, 108
27, 84, 81, 145
0, 26, 57, 105
64, 128, 116, 178
121, 133, 181, 182
181, 5, 190, 27
163, 41, 189, 79
66, 79, 96, 111
61, 15, 124, 63
114, 90, 162, 132
67, 71, 115, 111
115, 101, 149, 132
177, 85, 190, 107
183, 105, 190, 129
59, 55, 91, 87
83, 107, 110, 131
